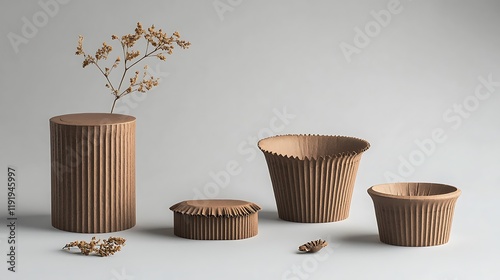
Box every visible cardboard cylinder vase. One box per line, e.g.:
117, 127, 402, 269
50, 113, 136, 233
368, 182, 461, 247
258, 134, 370, 223
170, 199, 261, 240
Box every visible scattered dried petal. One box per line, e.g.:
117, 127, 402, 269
298, 239, 328, 253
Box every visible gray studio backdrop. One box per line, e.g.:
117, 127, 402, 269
0, 0, 499, 279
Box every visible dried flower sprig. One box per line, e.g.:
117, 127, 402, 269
298, 239, 328, 253
62, 236, 126, 257
76, 22, 190, 113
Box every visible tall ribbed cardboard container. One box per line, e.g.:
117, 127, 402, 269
50, 113, 136, 233
368, 182, 461, 247
258, 134, 370, 223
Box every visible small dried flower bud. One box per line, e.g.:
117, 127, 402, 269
136, 22, 143, 34
126, 50, 140, 60
95, 42, 112, 60
76, 35, 84, 55
157, 53, 166, 61
82, 55, 95, 68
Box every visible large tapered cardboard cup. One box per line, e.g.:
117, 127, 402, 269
368, 182, 461, 247
50, 113, 136, 233
258, 134, 370, 223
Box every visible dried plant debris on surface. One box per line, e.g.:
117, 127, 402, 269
298, 239, 328, 253
63, 236, 126, 257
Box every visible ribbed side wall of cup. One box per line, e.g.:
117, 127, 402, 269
263, 153, 363, 223
50, 121, 136, 233
173, 213, 259, 240
370, 197, 458, 246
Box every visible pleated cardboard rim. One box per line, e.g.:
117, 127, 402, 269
170, 199, 261, 217
368, 182, 461, 201
257, 134, 370, 161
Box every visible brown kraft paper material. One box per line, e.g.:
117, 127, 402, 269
368, 182, 461, 246
258, 134, 370, 223
50, 113, 136, 233
170, 199, 261, 240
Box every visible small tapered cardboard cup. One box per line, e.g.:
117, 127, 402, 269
170, 199, 261, 240
368, 182, 461, 247
258, 134, 370, 223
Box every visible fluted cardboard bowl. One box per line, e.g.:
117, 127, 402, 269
258, 134, 370, 223
170, 199, 261, 240
368, 182, 461, 247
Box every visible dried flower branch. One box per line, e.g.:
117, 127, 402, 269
62, 236, 126, 257
298, 239, 328, 253
76, 22, 190, 113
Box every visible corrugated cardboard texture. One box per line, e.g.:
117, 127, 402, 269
368, 182, 461, 247
170, 200, 261, 240
258, 135, 370, 223
50, 113, 136, 233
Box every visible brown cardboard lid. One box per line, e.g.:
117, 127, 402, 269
258, 134, 370, 160
50, 113, 135, 126
170, 200, 261, 217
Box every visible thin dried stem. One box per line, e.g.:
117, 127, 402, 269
110, 97, 119, 113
